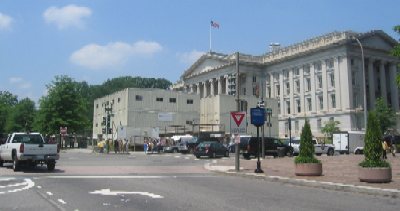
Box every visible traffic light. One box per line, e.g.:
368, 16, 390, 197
102, 128, 106, 134
106, 115, 111, 128
102, 117, 106, 126
108, 128, 113, 134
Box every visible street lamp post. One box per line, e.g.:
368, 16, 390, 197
353, 37, 368, 130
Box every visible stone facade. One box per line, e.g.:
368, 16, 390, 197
175, 30, 400, 138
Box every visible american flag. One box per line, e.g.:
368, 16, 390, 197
210, 21, 219, 29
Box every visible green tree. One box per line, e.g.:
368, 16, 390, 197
374, 98, 396, 136
359, 111, 389, 167
391, 25, 400, 87
5, 98, 36, 133
295, 119, 319, 164
0, 91, 18, 134
35, 75, 89, 135
321, 120, 340, 142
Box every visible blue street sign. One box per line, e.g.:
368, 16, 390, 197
250, 107, 265, 127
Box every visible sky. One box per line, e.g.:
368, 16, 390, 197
0, 0, 399, 103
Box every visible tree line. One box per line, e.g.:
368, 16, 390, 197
0, 76, 172, 137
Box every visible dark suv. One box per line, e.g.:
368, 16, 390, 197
243, 137, 293, 159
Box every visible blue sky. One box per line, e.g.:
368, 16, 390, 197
0, 0, 399, 103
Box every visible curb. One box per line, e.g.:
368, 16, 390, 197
204, 163, 400, 198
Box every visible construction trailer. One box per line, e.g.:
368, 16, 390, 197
332, 131, 365, 154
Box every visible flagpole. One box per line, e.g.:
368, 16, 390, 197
209, 22, 212, 52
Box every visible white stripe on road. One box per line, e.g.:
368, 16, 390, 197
46, 192, 53, 196
46, 175, 169, 179
58, 199, 67, 205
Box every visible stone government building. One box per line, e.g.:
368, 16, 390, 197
174, 30, 400, 138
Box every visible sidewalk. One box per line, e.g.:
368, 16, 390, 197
207, 154, 400, 197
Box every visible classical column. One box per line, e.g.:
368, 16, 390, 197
299, 66, 305, 114
269, 73, 275, 98
367, 58, 375, 110
196, 83, 201, 95
389, 63, 400, 111
224, 75, 230, 95
289, 69, 294, 114
209, 79, 215, 96
322, 60, 328, 111
279, 73, 284, 115
379, 61, 387, 103
310, 62, 316, 113
217, 77, 222, 95
203, 81, 207, 98
334, 56, 342, 110
189, 84, 194, 94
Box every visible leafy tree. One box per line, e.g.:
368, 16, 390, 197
391, 25, 400, 87
374, 98, 396, 136
359, 111, 389, 168
35, 75, 89, 135
5, 98, 36, 133
0, 91, 18, 134
321, 120, 340, 142
295, 119, 319, 164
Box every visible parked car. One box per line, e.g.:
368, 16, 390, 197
228, 135, 251, 153
194, 141, 229, 158
290, 137, 335, 156
163, 144, 179, 153
243, 137, 293, 159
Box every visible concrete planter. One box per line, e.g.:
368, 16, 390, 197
359, 167, 392, 183
295, 163, 323, 176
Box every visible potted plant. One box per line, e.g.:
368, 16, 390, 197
294, 119, 322, 176
359, 112, 391, 183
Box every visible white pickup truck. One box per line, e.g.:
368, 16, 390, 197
291, 137, 335, 156
0, 132, 60, 171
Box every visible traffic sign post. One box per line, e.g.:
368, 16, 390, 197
250, 108, 265, 173
230, 111, 246, 172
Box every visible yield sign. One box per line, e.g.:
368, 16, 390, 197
230, 111, 246, 134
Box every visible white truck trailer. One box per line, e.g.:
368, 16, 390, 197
332, 131, 365, 154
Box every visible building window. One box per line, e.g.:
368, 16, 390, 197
329, 117, 334, 121
95, 123, 98, 127
156, 97, 163, 102
276, 85, 280, 96
284, 70, 289, 79
327, 59, 334, 69
306, 78, 311, 91
252, 76, 257, 82
295, 121, 299, 132
96, 104, 98, 108
317, 75, 322, 89
118, 98, 121, 103
331, 94, 336, 108
267, 87, 271, 98
295, 80, 300, 93
296, 99, 301, 113
330, 73, 335, 87
286, 101, 290, 114
253, 87, 256, 96
136, 95, 143, 101
243, 88, 246, 95
304, 65, 310, 75
186, 120, 193, 125
307, 98, 312, 111
294, 68, 299, 76
169, 98, 176, 103
315, 62, 322, 71
286, 82, 290, 95
187, 99, 193, 104
317, 118, 322, 130
318, 96, 323, 110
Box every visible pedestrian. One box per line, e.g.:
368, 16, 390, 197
114, 139, 119, 153
382, 139, 388, 159
125, 139, 129, 153
144, 140, 148, 154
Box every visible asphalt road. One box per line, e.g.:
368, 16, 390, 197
0, 150, 399, 211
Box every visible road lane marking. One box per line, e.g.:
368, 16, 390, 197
0, 178, 35, 194
90, 189, 163, 199
58, 199, 67, 204
46, 192, 53, 196
46, 175, 167, 179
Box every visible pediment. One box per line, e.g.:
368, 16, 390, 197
361, 31, 397, 51
182, 53, 230, 79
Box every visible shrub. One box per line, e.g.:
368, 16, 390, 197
295, 119, 320, 164
359, 111, 390, 168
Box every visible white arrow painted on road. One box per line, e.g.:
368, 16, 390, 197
89, 189, 164, 199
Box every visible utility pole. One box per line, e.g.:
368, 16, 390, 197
235, 52, 240, 172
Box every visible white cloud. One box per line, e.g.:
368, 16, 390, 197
43, 4, 92, 29
70, 41, 163, 70
177, 50, 205, 64
8, 77, 31, 89
0, 12, 13, 30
